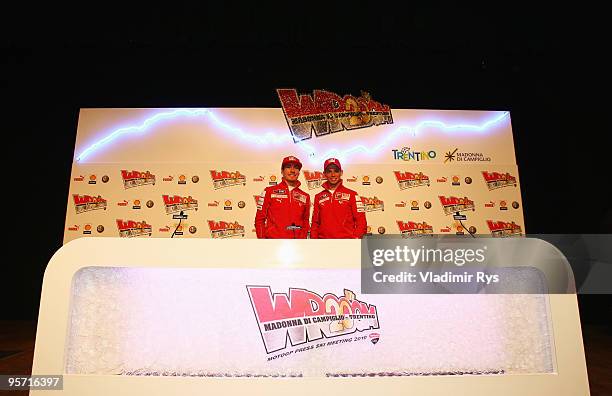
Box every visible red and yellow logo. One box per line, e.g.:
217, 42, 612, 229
303, 170, 325, 190
162, 195, 198, 214
482, 171, 517, 190
210, 170, 246, 189
439, 195, 475, 215
360, 196, 384, 212
487, 220, 522, 237
247, 287, 379, 354
116, 219, 152, 238
73, 194, 107, 214
207, 220, 245, 238
121, 170, 156, 189
277, 89, 393, 143
394, 171, 430, 190
397, 221, 433, 237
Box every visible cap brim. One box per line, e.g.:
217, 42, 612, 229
283, 161, 302, 168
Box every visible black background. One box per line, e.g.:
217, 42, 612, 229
2, 6, 609, 323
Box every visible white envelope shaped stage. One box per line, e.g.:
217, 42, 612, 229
32, 238, 590, 395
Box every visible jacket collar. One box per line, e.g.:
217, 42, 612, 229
280, 178, 301, 189
322, 180, 343, 191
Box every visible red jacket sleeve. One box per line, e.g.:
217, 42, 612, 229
301, 193, 311, 238
254, 189, 269, 239
351, 193, 367, 238
310, 195, 320, 239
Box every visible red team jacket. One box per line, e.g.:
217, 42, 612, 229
310, 181, 367, 239
255, 179, 311, 238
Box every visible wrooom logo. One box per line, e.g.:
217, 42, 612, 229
247, 287, 379, 353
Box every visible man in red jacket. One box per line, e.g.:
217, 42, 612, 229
254, 156, 311, 239
311, 158, 367, 239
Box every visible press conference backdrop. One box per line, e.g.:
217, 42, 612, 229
64, 108, 523, 243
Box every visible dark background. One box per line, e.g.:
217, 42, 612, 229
2, 6, 609, 323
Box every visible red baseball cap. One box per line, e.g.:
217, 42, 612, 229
324, 158, 342, 171
281, 156, 302, 169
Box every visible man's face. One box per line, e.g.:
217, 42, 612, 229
282, 163, 301, 182
324, 165, 342, 186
